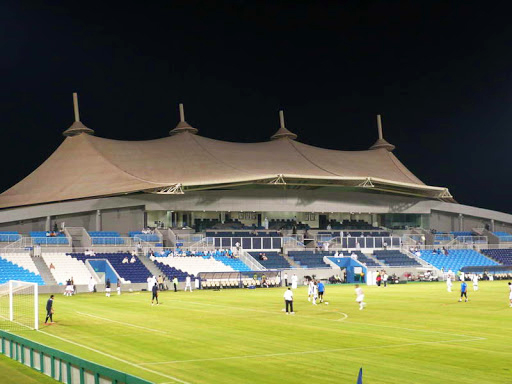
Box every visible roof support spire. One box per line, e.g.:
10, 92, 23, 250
73, 92, 80, 122
369, 114, 395, 151
179, 103, 185, 122
377, 114, 383, 140
169, 103, 198, 136
62, 92, 95, 137
270, 109, 297, 140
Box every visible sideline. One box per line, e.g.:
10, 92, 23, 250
37, 330, 191, 384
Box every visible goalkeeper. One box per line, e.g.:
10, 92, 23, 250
44, 295, 55, 324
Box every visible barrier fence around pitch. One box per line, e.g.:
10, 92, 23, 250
0, 330, 153, 384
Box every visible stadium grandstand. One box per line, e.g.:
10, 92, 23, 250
0, 96, 511, 290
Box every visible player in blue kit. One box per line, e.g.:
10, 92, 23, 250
459, 281, 468, 302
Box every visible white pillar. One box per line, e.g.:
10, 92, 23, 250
96, 210, 102, 231
34, 284, 39, 330
490, 219, 495, 232
45, 216, 51, 231
458, 214, 463, 231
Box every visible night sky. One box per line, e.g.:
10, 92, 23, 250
1, 2, 511, 213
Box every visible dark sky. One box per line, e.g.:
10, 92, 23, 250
1, 1, 511, 213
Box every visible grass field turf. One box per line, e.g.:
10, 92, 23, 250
3, 280, 512, 384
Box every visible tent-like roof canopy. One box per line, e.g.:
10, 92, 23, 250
0, 129, 453, 209
0, 98, 453, 209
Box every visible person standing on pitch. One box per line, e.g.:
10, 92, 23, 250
446, 274, 453, 292
173, 276, 178, 292
151, 282, 159, 305
284, 288, 294, 314
44, 295, 55, 324
105, 278, 111, 297
184, 275, 193, 292
355, 284, 366, 310
472, 274, 479, 291
318, 280, 325, 303
383, 271, 388, 288
459, 281, 468, 302
88, 276, 95, 293
116, 280, 121, 295
284, 272, 288, 287
307, 278, 314, 302
508, 282, 512, 307
312, 281, 319, 305
291, 274, 298, 289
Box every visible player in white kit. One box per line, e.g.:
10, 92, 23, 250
508, 282, 512, 307
291, 274, 298, 289
185, 275, 193, 292
472, 274, 479, 291
308, 279, 314, 301
355, 284, 366, 310
446, 274, 453, 292
312, 281, 319, 305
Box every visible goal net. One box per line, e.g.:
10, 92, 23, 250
0, 280, 39, 331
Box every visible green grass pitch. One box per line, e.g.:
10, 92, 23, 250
3, 280, 512, 384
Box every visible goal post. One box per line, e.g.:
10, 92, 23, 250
0, 280, 39, 331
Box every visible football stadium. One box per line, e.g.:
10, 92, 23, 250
0, 97, 511, 384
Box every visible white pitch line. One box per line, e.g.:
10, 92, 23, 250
138, 336, 485, 366
38, 330, 191, 384
76, 311, 168, 334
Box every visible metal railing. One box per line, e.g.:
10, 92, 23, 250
239, 250, 265, 271
202, 236, 283, 250
0, 330, 152, 384
326, 236, 402, 250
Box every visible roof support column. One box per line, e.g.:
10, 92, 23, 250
96, 210, 102, 232
458, 213, 463, 232
220, 211, 225, 224
490, 219, 495, 232
190, 212, 195, 230
45, 216, 51, 232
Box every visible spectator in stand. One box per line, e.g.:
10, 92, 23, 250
122, 256, 129, 264
130, 255, 136, 263
49, 263, 55, 270
158, 275, 164, 290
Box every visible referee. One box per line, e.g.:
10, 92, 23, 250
44, 295, 54, 324
151, 282, 159, 305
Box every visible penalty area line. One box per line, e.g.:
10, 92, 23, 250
75, 311, 169, 334
138, 337, 485, 366
38, 330, 191, 384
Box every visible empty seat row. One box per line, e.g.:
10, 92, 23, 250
373, 250, 422, 267
419, 249, 498, 271
0, 255, 45, 285
480, 249, 512, 265
68, 252, 151, 283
